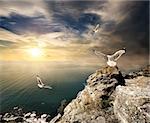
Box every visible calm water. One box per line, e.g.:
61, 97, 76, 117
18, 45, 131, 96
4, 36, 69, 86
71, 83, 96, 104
0, 61, 97, 116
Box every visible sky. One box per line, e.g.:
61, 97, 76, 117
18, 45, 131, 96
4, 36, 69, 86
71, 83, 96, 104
0, 0, 149, 68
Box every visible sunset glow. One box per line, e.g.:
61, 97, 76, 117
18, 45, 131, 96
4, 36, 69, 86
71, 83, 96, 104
29, 48, 43, 57
0, 0, 148, 68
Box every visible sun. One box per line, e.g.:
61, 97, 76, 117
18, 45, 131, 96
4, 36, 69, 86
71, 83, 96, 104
29, 48, 43, 57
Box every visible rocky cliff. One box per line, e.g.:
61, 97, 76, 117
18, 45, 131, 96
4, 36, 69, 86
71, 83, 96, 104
1, 66, 149, 123
55, 65, 150, 123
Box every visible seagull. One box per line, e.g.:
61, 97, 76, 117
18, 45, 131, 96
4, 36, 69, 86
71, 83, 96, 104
92, 48, 126, 67
36, 75, 52, 89
92, 24, 100, 34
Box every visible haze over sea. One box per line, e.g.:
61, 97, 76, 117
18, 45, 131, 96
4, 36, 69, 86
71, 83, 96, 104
0, 61, 97, 116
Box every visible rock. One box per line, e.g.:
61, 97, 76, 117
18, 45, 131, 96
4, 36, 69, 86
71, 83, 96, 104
24, 112, 31, 118
30, 113, 36, 117
55, 65, 150, 123
3, 113, 18, 121
41, 114, 47, 118
15, 117, 24, 122
57, 99, 68, 115
114, 76, 150, 123
124, 65, 150, 79
56, 66, 124, 123
1, 108, 50, 123
0, 114, 2, 120
50, 113, 61, 123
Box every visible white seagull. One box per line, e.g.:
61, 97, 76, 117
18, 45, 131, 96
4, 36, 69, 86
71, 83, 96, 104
36, 75, 52, 89
92, 24, 100, 34
93, 48, 126, 67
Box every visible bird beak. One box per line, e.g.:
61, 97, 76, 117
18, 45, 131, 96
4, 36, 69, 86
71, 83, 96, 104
123, 48, 126, 51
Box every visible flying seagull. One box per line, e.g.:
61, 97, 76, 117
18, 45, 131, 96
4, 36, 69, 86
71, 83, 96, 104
36, 75, 52, 89
92, 48, 126, 67
92, 24, 100, 34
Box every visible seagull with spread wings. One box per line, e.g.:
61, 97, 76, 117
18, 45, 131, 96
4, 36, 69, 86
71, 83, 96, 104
89, 24, 100, 35
36, 75, 52, 89
92, 24, 100, 33
92, 48, 126, 67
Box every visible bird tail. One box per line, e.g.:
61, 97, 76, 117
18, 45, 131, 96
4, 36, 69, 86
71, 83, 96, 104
43, 85, 52, 89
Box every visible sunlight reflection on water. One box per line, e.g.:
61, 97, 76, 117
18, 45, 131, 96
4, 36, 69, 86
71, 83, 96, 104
0, 61, 97, 116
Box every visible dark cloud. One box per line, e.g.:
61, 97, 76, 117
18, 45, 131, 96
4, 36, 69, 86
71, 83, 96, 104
46, 1, 104, 14
112, 1, 149, 54
53, 12, 101, 34
0, 13, 64, 35
0, 1, 105, 35
101, 20, 116, 32
80, 1, 149, 58
46, 1, 105, 34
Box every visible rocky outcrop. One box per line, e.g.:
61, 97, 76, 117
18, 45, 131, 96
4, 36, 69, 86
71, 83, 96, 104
1, 65, 149, 123
56, 65, 150, 123
124, 65, 150, 79
0, 107, 51, 123
56, 66, 124, 123
114, 66, 150, 123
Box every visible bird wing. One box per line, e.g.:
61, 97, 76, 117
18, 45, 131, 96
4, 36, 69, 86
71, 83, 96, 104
36, 76, 44, 85
43, 85, 52, 89
111, 49, 126, 61
93, 24, 100, 32
87, 24, 100, 36
93, 50, 107, 60
95, 24, 100, 30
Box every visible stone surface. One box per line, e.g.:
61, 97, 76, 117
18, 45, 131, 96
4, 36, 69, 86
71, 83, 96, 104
114, 74, 150, 123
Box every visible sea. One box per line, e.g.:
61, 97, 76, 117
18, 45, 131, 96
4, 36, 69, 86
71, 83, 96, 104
0, 61, 97, 117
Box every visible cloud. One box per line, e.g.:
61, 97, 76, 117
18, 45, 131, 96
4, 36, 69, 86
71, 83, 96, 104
0, 1, 104, 35
0, 13, 65, 35
0, 40, 17, 48
0, 0, 149, 69
83, 1, 149, 55
0, 0, 49, 17
112, 1, 149, 53
45, 1, 105, 34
